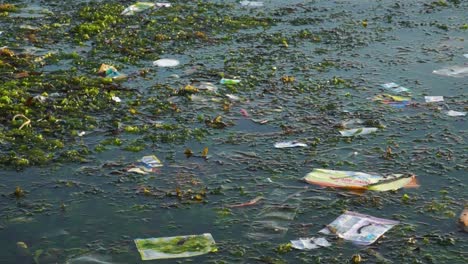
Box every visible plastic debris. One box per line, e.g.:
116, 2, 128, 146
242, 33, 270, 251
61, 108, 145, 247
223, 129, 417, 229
339, 127, 378, 137
228, 196, 263, 208
319, 211, 399, 245
240, 1, 264, 7
274, 141, 308, 148
424, 96, 444, 103
153, 59, 180, 67
98, 64, 126, 79
373, 94, 411, 108
464, 54, 468, 59
196, 82, 218, 93
433, 66, 468, 77
459, 208, 468, 232
134, 233, 216, 260
226, 94, 240, 101
247, 189, 299, 240
111, 96, 121, 103
291, 237, 331, 250
121, 2, 154, 16
304, 168, 418, 192
220, 78, 241, 85
77, 131, 86, 137
380, 82, 410, 93
128, 155, 163, 174
445, 110, 466, 117
65, 254, 116, 264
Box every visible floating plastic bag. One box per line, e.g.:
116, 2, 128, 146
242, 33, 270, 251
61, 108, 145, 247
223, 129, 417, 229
240, 1, 264, 7
220, 78, 241, 85
303, 168, 418, 191
196, 82, 218, 93
433, 66, 468, 77
134, 233, 216, 260
153, 59, 180, 67
373, 94, 411, 108
98, 64, 126, 79
274, 141, 308, 148
122, 2, 154, 15
319, 211, 399, 245
291, 237, 331, 250
380, 82, 410, 93
424, 96, 444, 103
128, 155, 163, 174
339, 127, 378, 137
445, 110, 466, 117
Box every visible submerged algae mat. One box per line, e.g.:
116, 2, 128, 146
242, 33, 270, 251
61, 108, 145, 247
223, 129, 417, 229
0, 0, 467, 263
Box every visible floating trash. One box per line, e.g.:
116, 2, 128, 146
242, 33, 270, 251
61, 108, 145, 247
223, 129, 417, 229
274, 141, 308, 148
196, 82, 218, 93
153, 59, 180, 67
320, 211, 399, 245
424, 96, 444, 103
65, 254, 116, 264
291, 237, 331, 250
240, 1, 264, 7
460, 208, 468, 232
464, 54, 468, 59
227, 196, 263, 208
121, 2, 171, 15
303, 168, 418, 192
339, 127, 378, 137
240, 108, 249, 117
373, 94, 411, 108
445, 110, 466, 117
111, 96, 121, 103
220, 78, 241, 85
128, 155, 163, 174
98, 64, 126, 79
433, 66, 468, 77
380, 82, 410, 93
226, 94, 240, 101
134, 233, 216, 260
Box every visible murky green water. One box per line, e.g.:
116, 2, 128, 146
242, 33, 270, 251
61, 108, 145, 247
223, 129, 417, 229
1, 0, 467, 263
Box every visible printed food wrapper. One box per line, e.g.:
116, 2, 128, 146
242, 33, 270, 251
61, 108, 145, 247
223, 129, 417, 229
304, 168, 418, 191
134, 233, 216, 260
319, 211, 399, 245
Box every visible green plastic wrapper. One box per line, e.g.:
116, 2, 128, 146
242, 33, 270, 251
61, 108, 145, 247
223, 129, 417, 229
134, 233, 217, 260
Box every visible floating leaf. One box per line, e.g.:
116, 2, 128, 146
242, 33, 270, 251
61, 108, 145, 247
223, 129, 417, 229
201, 147, 209, 158
184, 148, 193, 158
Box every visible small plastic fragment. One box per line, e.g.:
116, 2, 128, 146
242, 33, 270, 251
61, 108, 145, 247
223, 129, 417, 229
424, 96, 444, 103
459, 208, 468, 232
111, 96, 121, 103
319, 211, 399, 245
339, 127, 378, 137
274, 141, 308, 148
445, 110, 466, 117
433, 66, 468, 77
121, 2, 155, 16
240, 1, 264, 7
373, 94, 411, 108
98, 64, 126, 79
380, 82, 410, 93
290, 237, 331, 250
226, 94, 240, 101
196, 82, 218, 93
153, 59, 180, 67
220, 78, 241, 85
134, 233, 216, 260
